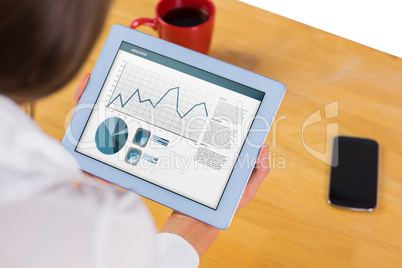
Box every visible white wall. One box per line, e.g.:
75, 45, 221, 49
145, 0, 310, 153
238, 0, 402, 57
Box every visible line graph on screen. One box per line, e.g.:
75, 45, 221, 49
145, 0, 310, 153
107, 62, 216, 142
107, 86, 209, 118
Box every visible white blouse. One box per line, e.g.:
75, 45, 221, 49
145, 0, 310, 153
0, 95, 199, 268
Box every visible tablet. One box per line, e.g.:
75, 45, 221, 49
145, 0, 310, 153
62, 24, 285, 229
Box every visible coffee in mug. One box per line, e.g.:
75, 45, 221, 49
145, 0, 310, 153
130, 0, 215, 54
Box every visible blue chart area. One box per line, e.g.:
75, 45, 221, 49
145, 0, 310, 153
126, 148, 141, 165
107, 62, 216, 142
134, 129, 151, 147
95, 117, 128, 155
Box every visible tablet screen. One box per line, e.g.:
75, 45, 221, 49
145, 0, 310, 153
76, 42, 264, 209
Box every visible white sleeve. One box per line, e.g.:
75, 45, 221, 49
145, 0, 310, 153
156, 233, 199, 268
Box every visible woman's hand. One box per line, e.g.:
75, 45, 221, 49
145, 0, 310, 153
72, 73, 111, 186
236, 144, 270, 212
160, 144, 270, 257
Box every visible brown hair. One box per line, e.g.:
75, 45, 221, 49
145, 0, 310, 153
0, 0, 112, 103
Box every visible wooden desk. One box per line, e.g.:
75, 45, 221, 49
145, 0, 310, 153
35, 0, 402, 266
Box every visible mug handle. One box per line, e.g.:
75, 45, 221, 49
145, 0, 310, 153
130, 18, 157, 30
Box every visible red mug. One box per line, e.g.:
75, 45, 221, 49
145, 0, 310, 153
130, 0, 215, 54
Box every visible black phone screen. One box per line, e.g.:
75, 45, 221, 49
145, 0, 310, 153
329, 136, 379, 210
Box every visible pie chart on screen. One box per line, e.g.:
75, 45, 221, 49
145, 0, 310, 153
95, 117, 128, 155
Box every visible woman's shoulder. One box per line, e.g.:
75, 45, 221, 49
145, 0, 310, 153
0, 95, 83, 191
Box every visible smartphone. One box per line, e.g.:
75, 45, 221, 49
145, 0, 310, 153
328, 136, 379, 211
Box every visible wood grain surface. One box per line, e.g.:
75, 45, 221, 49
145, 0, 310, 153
34, 0, 402, 267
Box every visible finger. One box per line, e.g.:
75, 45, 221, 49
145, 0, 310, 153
235, 145, 270, 213
248, 144, 270, 188
255, 144, 269, 170
83, 171, 113, 185
73, 73, 91, 106
253, 144, 269, 172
